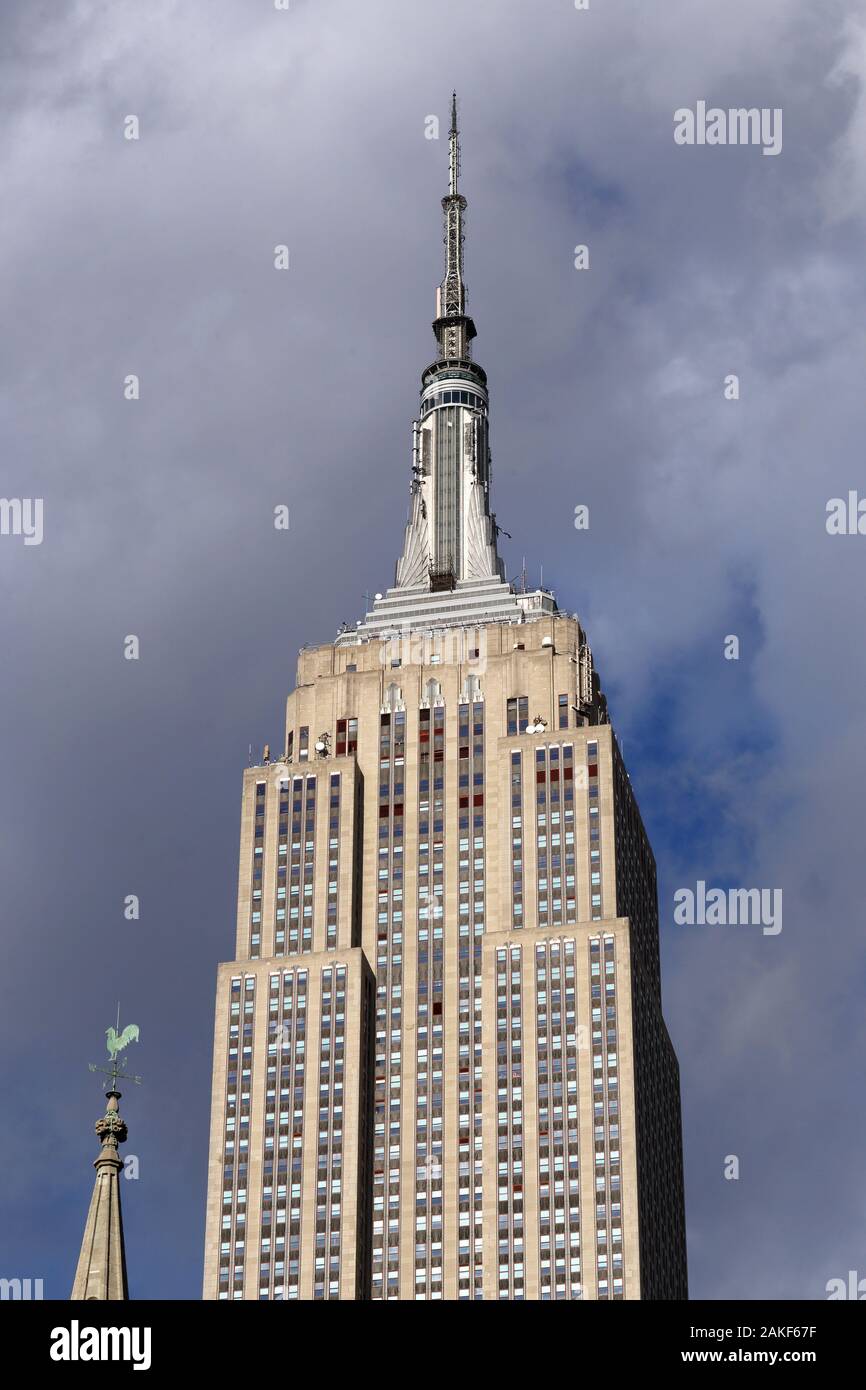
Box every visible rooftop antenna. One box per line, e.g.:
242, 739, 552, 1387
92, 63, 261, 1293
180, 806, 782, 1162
449, 90, 460, 195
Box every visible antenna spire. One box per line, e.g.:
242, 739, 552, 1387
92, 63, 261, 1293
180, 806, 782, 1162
449, 91, 459, 195
434, 92, 476, 362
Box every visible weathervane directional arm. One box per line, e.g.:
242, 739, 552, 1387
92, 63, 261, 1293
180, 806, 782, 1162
89, 1060, 143, 1087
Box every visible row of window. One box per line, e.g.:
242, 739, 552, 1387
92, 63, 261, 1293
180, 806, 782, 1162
258, 968, 307, 1299
284, 690, 574, 767
496, 945, 524, 1298
536, 941, 582, 1299
457, 703, 485, 1300
590, 935, 624, 1299
220, 975, 256, 1297
314, 967, 347, 1299
250, 773, 345, 958
420, 387, 487, 415
372, 710, 406, 1299
414, 705, 447, 1298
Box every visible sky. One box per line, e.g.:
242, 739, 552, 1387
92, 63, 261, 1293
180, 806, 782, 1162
1, 0, 865, 1301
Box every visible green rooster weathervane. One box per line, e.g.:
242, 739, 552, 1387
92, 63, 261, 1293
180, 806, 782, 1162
88, 1004, 142, 1091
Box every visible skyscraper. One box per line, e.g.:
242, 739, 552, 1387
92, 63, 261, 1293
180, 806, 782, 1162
203, 97, 687, 1302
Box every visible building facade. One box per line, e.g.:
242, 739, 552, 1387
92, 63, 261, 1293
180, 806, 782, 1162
203, 99, 687, 1301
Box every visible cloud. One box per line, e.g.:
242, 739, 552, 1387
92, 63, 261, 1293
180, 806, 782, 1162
0, 0, 864, 1299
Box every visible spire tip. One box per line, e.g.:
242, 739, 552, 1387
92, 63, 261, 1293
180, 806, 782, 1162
448, 92, 460, 196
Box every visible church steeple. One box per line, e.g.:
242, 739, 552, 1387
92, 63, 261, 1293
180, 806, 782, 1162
71, 1018, 140, 1301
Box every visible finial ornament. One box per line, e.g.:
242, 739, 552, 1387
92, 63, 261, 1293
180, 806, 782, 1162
95, 1093, 128, 1150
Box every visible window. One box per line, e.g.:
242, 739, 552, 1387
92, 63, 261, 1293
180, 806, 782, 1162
335, 718, 357, 757
507, 696, 529, 736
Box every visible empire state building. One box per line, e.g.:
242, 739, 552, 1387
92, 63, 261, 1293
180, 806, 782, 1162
203, 97, 688, 1301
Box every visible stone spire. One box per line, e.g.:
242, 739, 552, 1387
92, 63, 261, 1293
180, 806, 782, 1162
70, 1088, 130, 1300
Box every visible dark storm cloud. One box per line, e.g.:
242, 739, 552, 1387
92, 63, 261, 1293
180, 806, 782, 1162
1, 0, 864, 1298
